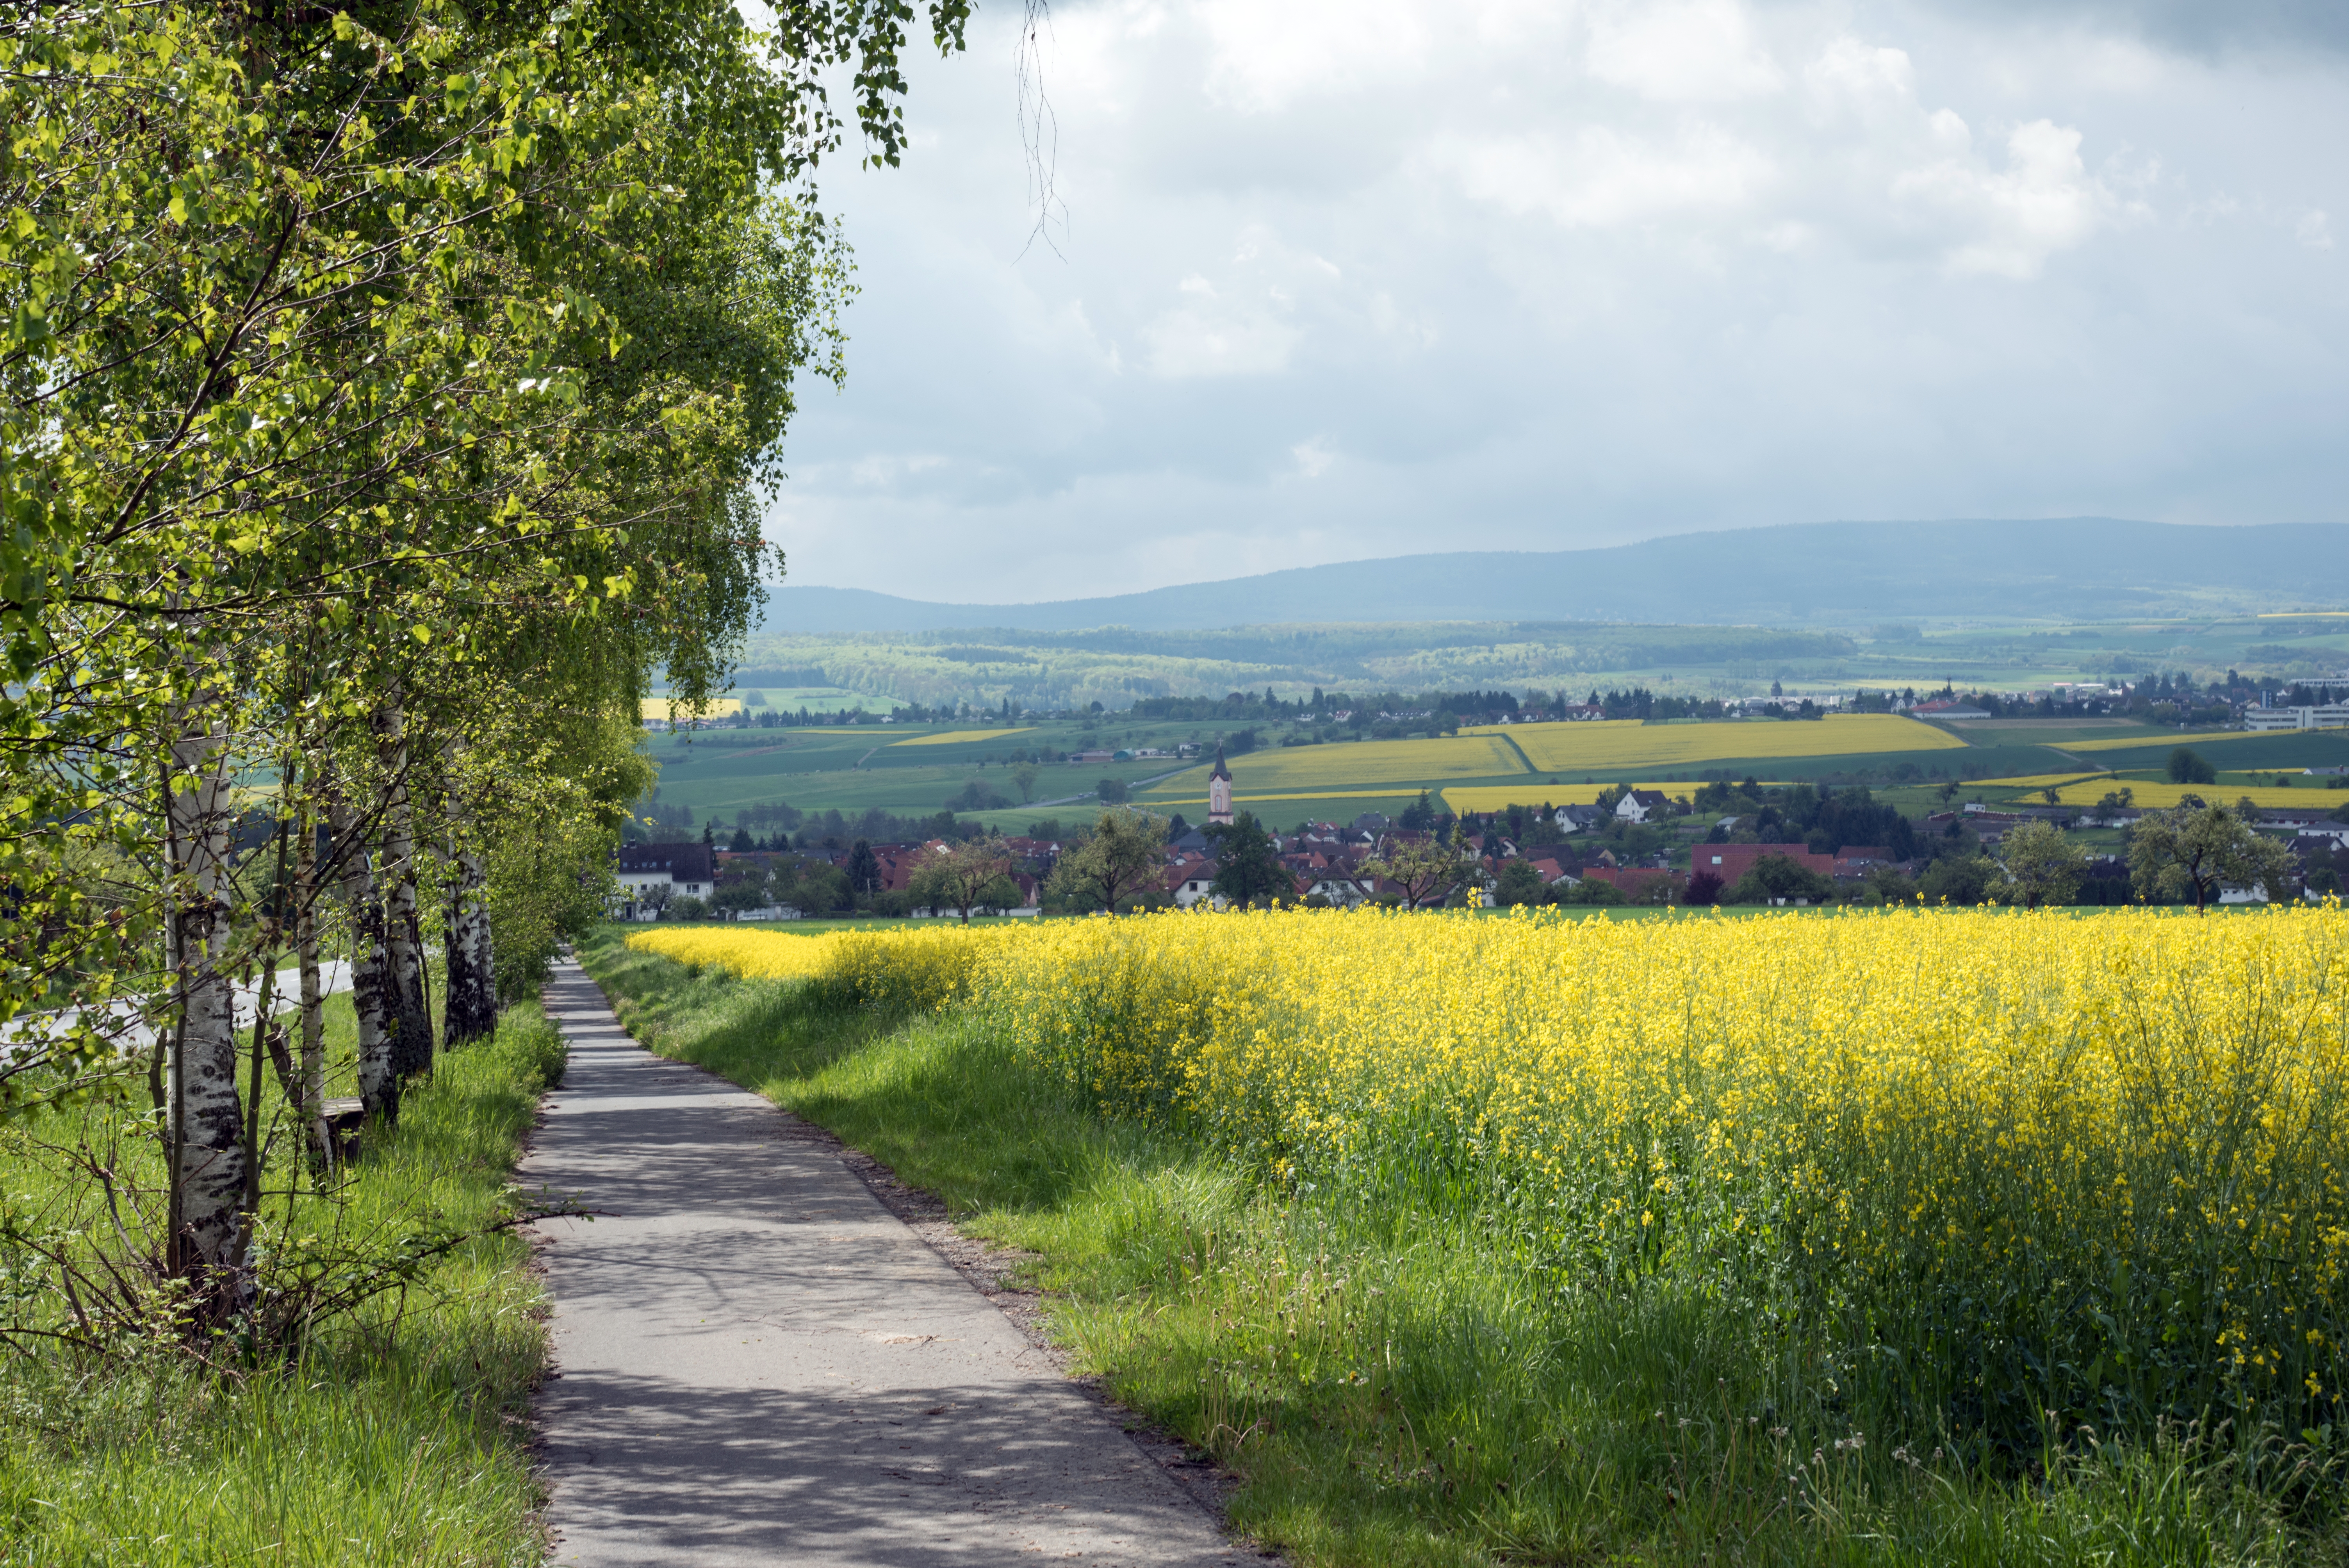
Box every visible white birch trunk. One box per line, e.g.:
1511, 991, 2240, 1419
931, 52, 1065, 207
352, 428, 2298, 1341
164, 721, 245, 1275
329, 800, 397, 1123
443, 842, 498, 1045
294, 802, 331, 1168
442, 783, 498, 1045
373, 696, 434, 1082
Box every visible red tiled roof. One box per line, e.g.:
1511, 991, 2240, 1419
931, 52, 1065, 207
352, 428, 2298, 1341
1583, 866, 1680, 893
1688, 843, 1834, 883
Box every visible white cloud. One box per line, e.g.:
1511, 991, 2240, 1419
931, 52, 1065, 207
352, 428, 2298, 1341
1137, 228, 1357, 378
1585, 0, 1785, 103
757, 0, 2349, 602
1893, 119, 2114, 278
1141, 273, 1301, 378
1193, 0, 1438, 114
1802, 37, 1916, 118
1441, 124, 1775, 228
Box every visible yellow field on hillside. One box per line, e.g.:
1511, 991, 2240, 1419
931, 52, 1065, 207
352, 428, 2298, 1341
2065, 729, 2255, 752
1442, 782, 1797, 812
1474, 714, 1962, 773
641, 697, 743, 722
1141, 735, 1528, 798
1968, 772, 2109, 791
1977, 774, 2332, 808
1131, 789, 1427, 807
888, 727, 1035, 747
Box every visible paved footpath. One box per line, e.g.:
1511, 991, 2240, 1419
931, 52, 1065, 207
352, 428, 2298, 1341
526, 960, 1252, 1566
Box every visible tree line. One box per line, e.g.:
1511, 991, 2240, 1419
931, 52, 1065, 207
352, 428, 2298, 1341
0, 0, 970, 1324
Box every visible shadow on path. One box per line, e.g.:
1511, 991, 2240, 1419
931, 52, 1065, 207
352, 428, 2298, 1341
526, 960, 1251, 1566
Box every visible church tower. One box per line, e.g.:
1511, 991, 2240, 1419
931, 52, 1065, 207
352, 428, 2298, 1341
1207, 743, 1233, 825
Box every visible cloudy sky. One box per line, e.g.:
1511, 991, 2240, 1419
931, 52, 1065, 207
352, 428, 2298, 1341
762, 0, 2349, 605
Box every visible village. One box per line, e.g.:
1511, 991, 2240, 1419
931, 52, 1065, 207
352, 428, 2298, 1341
611, 747, 2349, 920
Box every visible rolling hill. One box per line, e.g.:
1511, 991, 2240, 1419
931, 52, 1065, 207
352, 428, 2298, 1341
762, 519, 2349, 634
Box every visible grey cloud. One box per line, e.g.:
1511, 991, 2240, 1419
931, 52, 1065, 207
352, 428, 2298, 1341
1911, 0, 2349, 52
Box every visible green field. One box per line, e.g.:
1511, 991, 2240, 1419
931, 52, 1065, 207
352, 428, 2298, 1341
641, 716, 1254, 834
637, 708, 2349, 840
633, 605, 2349, 837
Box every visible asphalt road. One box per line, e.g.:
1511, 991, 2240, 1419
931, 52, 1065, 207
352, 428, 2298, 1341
526, 960, 1251, 1566
0, 959, 355, 1062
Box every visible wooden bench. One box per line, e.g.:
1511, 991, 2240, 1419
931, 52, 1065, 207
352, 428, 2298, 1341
321, 1096, 365, 1160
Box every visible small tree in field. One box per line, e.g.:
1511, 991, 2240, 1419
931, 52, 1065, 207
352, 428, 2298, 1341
1207, 813, 1291, 908
1494, 859, 1548, 907
1365, 827, 1471, 910
848, 841, 884, 898
909, 838, 1015, 923
2168, 747, 2216, 785
712, 868, 774, 921
2000, 820, 2087, 909
2129, 803, 2291, 911
1725, 853, 1834, 905
1046, 806, 1166, 913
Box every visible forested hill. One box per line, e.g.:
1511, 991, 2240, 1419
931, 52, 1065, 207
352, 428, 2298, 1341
765, 519, 2349, 633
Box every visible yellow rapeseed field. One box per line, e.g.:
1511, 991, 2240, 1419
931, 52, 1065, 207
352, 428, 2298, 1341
629, 903, 2349, 1440
1142, 735, 1528, 796
1975, 774, 2329, 808
631, 923, 1007, 1013
1133, 789, 1428, 808
888, 727, 1036, 747
2066, 729, 2259, 752
1475, 713, 1963, 773
1443, 782, 1794, 812
640, 696, 743, 722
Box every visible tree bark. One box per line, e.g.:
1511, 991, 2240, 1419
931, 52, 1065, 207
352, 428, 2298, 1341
442, 824, 498, 1047
294, 801, 331, 1169
329, 800, 398, 1124
164, 720, 246, 1281
373, 695, 434, 1082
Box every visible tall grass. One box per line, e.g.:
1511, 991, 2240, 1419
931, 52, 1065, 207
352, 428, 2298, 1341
0, 1002, 563, 1566
584, 920, 2349, 1567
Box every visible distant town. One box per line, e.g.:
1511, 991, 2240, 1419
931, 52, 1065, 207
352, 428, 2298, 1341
614, 666, 2349, 921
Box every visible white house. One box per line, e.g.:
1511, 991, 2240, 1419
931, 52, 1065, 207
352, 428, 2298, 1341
613, 843, 716, 920
1298, 873, 1375, 908
1170, 864, 1219, 907
1614, 789, 1669, 824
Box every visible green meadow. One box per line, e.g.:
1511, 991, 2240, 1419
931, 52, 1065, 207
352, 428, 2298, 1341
641, 711, 2349, 841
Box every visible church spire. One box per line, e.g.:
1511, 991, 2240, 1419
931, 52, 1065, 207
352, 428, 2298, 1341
1208, 743, 1233, 825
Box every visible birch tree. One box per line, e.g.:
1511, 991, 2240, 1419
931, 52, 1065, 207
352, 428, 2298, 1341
0, 0, 970, 1304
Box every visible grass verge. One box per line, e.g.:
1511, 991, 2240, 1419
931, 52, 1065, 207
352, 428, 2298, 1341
580, 924, 2341, 1568
0, 1001, 565, 1566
